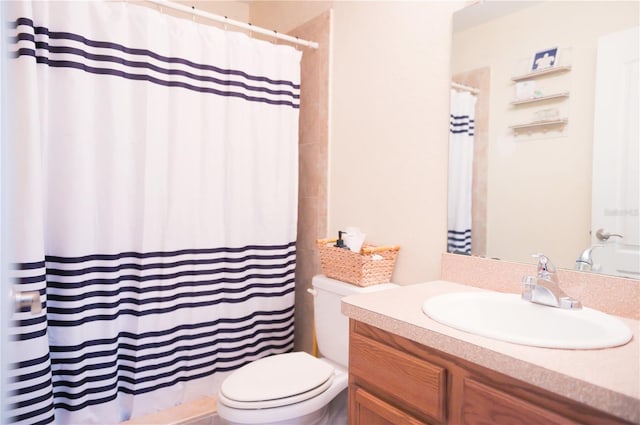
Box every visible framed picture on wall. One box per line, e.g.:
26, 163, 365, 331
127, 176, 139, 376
531, 47, 559, 71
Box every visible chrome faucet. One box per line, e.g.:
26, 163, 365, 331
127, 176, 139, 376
522, 254, 582, 309
574, 245, 602, 272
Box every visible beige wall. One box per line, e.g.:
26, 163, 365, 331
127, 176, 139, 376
329, 1, 462, 284
250, 1, 332, 33
252, 1, 463, 285
452, 1, 639, 268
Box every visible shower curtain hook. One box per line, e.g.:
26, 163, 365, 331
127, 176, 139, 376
273, 29, 278, 45
224, 16, 228, 31
248, 22, 253, 38
191, 5, 196, 22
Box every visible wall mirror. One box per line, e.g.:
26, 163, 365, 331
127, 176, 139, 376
449, 1, 639, 278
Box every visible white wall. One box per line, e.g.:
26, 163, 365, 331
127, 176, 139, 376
251, 1, 463, 284
452, 1, 639, 268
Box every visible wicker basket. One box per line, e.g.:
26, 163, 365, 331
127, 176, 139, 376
316, 238, 400, 287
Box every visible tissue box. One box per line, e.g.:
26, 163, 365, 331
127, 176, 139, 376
316, 238, 400, 286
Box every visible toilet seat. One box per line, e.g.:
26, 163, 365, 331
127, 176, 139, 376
219, 352, 335, 410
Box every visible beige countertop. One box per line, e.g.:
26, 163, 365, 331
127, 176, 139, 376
341, 280, 640, 424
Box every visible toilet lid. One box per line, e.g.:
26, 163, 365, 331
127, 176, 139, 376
220, 352, 334, 409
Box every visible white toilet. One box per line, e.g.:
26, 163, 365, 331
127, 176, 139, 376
216, 275, 398, 425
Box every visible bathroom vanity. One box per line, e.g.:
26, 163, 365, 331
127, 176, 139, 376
342, 281, 640, 425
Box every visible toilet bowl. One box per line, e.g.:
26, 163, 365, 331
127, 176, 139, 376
216, 275, 398, 425
217, 352, 347, 425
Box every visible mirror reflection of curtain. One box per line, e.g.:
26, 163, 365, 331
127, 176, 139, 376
447, 89, 477, 254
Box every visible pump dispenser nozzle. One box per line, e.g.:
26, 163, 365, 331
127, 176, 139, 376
334, 231, 347, 248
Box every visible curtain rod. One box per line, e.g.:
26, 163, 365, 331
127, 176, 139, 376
451, 81, 479, 94
146, 0, 319, 49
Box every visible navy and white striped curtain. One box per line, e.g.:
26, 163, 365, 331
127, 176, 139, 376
447, 89, 476, 254
4, 1, 300, 424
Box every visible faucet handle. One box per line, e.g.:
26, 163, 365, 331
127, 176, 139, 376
559, 297, 582, 309
522, 275, 536, 287
520, 275, 537, 302
532, 253, 556, 280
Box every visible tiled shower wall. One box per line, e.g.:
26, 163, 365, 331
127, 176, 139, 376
289, 11, 331, 353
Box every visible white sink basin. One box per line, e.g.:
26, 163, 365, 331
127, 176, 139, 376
422, 292, 633, 349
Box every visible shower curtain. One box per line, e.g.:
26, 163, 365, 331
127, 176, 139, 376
4, 1, 300, 424
447, 89, 476, 254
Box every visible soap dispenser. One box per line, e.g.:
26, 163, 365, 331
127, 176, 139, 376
334, 231, 348, 249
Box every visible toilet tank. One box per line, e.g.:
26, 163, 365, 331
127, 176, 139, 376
311, 275, 397, 368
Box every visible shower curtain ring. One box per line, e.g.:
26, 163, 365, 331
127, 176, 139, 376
191, 5, 196, 22
224, 16, 228, 31
273, 29, 278, 44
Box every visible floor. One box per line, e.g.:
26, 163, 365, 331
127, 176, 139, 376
120, 396, 218, 425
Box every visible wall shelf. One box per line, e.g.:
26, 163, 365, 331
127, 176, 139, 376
511, 92, 570, 105
508, 53, 571, 136
510, 119, 568, 133
512, 66, 572, 82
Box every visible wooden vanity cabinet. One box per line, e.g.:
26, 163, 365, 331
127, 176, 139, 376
348, 320, 632, 425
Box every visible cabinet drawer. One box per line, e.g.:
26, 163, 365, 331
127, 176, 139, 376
350, 332, 447, 423
461, 378, 580, 425
352, 386, 427, 425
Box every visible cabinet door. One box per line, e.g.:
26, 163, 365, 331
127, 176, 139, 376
351, 387, 427, 425
461, 378, 580, 425
350, 331, 447, 422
